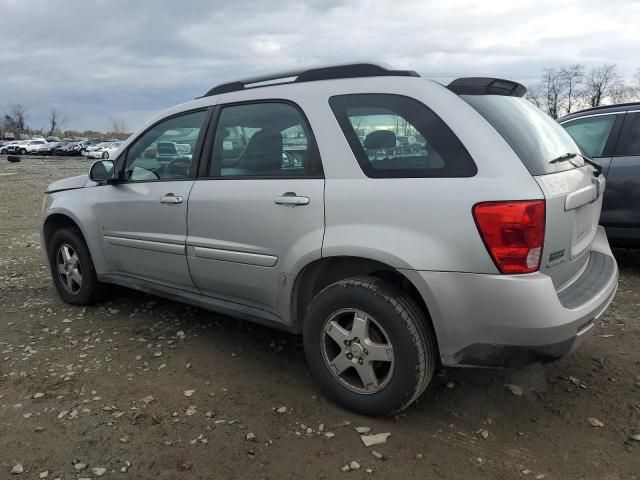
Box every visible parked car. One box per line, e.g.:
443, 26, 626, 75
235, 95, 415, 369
84, 142, 112, 158
41, 63, 618, 416
55, 141, 86, 156
559, 102, 640, 247
2, 140, 28, 154
97, 141, 122, 159
36, 142, 62, 155
23, 139, 47, 154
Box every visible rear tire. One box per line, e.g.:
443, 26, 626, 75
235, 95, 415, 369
48, 227, 104, 305
303, 276, 437, 416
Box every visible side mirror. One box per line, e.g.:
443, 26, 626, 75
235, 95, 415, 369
89, 160, 116, 184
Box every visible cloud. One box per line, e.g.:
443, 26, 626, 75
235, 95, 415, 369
0, 0, 638, 131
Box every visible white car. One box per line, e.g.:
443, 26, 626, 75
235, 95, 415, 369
87, 142, 123, 159
84, 142, 112, 158
22, 140, 47, 154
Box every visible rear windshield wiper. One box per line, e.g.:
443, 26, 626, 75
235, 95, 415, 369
549, 152, 603, 177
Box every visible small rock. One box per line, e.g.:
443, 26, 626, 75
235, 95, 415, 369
153, 351, 162, 357
340, 464, 350, 473
74, 462, 87, 471
183, 390, 195, 397
365, 468, 373, 474
521, 469, 532, 475
141, 396, 155, 405
32, 392, 45, 399
349, 461, 361, 471
275, 406, 287, 414
478, 429, 489, 439
587, 417, 604, 428
505, 384, 523, 396
92, 467, 107, 477
11, 463, 24, 474
186, 405, 197, 416
629, 434, 640, 441
324, 432, 335, 438
354, 426, 371, 434
38, 471, 49, 479
415, 453, 424, 460
446, 381, 455, 389
109, 308, 120, 314
120, 435, 130, 443
361, 432, 391, 447
246, 432, 257, 442
371, 450, 384, 460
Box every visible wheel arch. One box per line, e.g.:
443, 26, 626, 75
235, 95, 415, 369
291, 255, 441, 358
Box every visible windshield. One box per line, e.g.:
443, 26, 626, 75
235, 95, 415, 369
461, 95, 583, 175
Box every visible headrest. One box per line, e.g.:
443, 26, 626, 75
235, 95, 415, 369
364, 130, 396, 149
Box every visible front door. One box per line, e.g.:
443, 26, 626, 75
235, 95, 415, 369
97, 109, 209, 291
186, 101, 325, 318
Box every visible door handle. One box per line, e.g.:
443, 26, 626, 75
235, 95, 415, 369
160, 194, 183, 204
274, 192, 309, 206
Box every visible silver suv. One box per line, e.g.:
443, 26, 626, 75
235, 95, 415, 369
41, 63, 618, 415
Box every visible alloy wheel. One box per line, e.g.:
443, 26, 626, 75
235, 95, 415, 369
56, 243, 83, 294
320, 308, 395, 394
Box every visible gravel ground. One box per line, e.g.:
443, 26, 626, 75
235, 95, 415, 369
1, 156, 640, 480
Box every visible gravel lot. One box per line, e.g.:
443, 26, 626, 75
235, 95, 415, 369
1, 156, 640, 479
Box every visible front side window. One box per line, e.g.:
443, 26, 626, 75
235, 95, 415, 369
123, 110, 206, 182
210, 102, 317, 177
329, 94, 476, 178
562, 115, 617, 158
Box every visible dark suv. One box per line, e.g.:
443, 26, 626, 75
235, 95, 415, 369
559, 103, 640, 247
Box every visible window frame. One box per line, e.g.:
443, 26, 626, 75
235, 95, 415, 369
560, 112, 625, 158
329, 93, 477, 179
613, 111, 640, 157
197, 98, 324, 180
114, 107, 214, 184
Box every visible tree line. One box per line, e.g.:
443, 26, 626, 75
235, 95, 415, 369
526, 64, 640, 119
1, 104, 129, 140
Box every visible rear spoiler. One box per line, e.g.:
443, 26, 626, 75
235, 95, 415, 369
446, 77, 527, 97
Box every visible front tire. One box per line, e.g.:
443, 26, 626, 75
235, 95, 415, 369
303, 277, 437, 416
19, 148, 26, 155
48, 227, 103, 305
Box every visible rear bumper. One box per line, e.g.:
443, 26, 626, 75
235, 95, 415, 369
402, 226, 618, 368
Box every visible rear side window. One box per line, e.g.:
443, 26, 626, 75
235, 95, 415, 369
329, 94, 476, 178
562, 115, 616, 158
462, 95, 582, 175
616, 112, 640, 156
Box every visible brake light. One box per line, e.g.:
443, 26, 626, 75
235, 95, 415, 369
473, 200, 545, 274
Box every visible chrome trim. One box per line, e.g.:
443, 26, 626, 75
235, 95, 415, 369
559, 111, 624, 124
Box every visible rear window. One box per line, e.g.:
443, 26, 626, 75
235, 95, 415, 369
330, 94, 476, 178
461, 95, 584, 175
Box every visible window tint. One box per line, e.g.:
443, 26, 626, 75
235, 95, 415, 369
210, 103, 316, 177
329, 94, 476, 178
562, 115, 616, 157
616, 112, 640, 156
124, 110, 206, 182
462, 95, 583, 175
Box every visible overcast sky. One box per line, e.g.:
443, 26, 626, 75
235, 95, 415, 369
1, 0, 638, 133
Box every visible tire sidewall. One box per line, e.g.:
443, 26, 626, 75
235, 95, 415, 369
48, 228, 98, 305
303, 281, 426, 416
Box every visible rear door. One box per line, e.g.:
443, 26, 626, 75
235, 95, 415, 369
97, 109, 209, 291
560, 112, 625, 227
186, 101, 325, 317
605, 111, 640, 233
462, 95, 606, 288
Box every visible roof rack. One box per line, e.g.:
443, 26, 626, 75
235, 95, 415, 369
202, 63, 420, 97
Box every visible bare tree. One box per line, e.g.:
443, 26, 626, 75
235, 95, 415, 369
525, 83, 544, 108
3, 103, 28, 133
541, 68, 564, 119
109, 117, 129, 137
582, 64, 621, 107
559, 64, 584, 114
609, 83, 637, 104
47, 108, 65, 137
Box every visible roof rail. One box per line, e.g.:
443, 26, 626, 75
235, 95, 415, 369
202, 62, 420, 97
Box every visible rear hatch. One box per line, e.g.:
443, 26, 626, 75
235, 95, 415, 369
460, 91, 604, 289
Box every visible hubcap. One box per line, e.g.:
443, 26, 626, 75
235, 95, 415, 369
321, 308, 395, 394
56, 243, 82, 294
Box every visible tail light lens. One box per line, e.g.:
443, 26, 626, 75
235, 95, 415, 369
473, 200, 545, 274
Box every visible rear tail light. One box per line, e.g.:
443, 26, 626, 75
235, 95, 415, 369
473, 200, 545, 274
